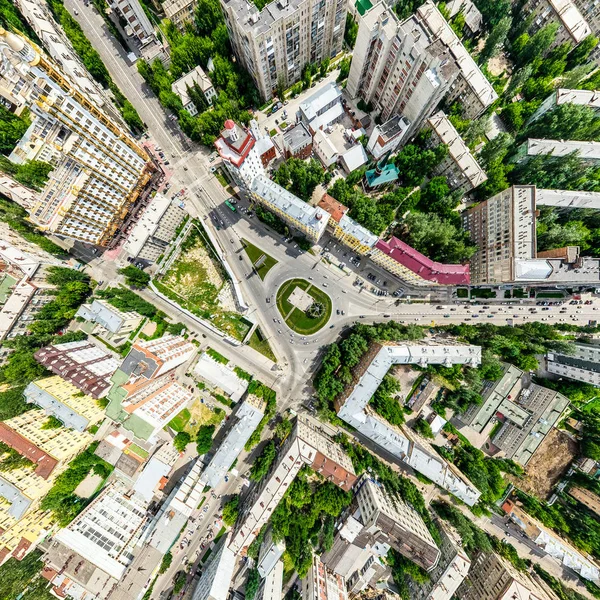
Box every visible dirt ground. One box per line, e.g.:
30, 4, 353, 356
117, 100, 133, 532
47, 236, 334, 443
506, 429, 578, 499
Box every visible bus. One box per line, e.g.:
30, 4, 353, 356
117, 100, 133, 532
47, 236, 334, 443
225, 200, 237, 212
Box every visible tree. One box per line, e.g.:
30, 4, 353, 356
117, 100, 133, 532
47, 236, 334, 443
337, 57, 351, 82
0, 386, 28, 421
369, 375, 404, 426
246, 568, 260, 600
567, 34, 598, 68
344, 13, 358, 48
505, 65, 532, 98
524, 103, 600, 142
159, 552, 173, 574
474, 0, 511, 27
0, 105, 30, 155
273, 158, 324, 201
274, 419, 292, 441
412, 418, 435, 439
479, 16, 511, 64
249, 440, 277, 481
119, 265, 150, 288
173, 432, 191, 452
339, 333, 369, 368
195, 425, 215, 455
194, 0, 224, 36
222, 495, 239, 526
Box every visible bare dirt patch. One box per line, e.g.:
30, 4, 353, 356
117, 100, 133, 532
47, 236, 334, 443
506, 428, 578, 499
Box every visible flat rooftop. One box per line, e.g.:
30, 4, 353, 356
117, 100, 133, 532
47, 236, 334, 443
527, 138, 600, 161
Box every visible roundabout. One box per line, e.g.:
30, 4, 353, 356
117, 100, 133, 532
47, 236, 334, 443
276, 278, 333, 335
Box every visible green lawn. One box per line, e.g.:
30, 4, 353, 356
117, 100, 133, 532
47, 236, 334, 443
215, 171, 228, 188
248, 327, 277, 362
470, 288, 496, 299
276, 278, 332, 335
456, 288, 469, 298
242, 239, 278, 281
168, 408, 191, 432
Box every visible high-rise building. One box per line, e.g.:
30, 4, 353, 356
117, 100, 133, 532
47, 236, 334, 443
303, 557, 348, 600
192, 533, 237, 600
34, 340, 121, 399
0, 28, 152, 246
220, 0, 347, 101
529, 88, 600, 123
347, 1, 496, 136
546, 342, 600, 386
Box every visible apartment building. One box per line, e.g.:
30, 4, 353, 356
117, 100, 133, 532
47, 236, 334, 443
24, 375, 106, 432
283, 123, 313, 159
303, 557, 348, 600
172, 65, 217, 114
228, 416, 356, 555
192, 534, 237, 600
406, 520, 470, 600
335, 342, 482, 506
124, 194, 187, 262
220, 0, 347, 101
569, 485, 600, 516
34, 340, 120, 399
547, 342, 600, 386
425, 111, 487, 193
257, 528, 286, 577
457, 550, 555, 600
520, 138, 600, 164
530, 88, 600, 123
0, 28, 152, 246
250, 175, 329, 243
458, 363, 570, 466
163, 0, 197, 31
355, 477, 440, 571
318, 194, 379, 256
76, 299, 143, 346
463, 185, 600, 285
107, 0, 155, 45
123, 335, 196, 380
299, 83, 344, 134
347, 1, 496, 138
520, 0, 591, 48
367, 115, 410, 160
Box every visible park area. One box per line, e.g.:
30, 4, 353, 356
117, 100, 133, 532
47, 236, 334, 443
276, 278, 332, 335
242, 239, 278, 281
167, 398, 224, 436
155, 224, 252, 341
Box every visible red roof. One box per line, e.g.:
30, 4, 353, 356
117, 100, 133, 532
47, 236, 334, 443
224, 119, 235, 130
0, 423, 58, 479
375, 237, 470, 285
318, 194, 348, 223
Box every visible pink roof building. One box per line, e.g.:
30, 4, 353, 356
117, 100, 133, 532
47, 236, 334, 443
374, 237, 470, 285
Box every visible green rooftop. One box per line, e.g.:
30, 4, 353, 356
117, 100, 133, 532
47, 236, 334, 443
356, 0, 373, 16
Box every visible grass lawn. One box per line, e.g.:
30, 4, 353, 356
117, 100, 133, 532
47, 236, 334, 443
456, 288, 469, 298
168, 408, 191, 432
470, 288, 496, 299
242, 239, 278, 281
215, 171, 228, 188
269, 128, 278, 137
248, 327, 277, 362
276, 278, 332, 335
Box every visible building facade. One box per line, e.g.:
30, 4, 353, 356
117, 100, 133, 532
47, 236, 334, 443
303, 556, 348, 600
367, 115, 410, 159
0, 29, 152, 246
106, 0, 155, 45
163, 0, 197, 31
547, 342, 600, 386
347, 1, 496, 136
220, 0, 347, 101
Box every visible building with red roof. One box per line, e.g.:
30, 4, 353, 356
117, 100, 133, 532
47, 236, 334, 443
372, 237, 470, 285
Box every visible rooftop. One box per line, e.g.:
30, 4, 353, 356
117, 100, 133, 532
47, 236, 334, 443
375, 115, 410, 143
194, 352, 250, 402
536, 188, 600, 209
171, 65, 213, 105
556, 88, 600, 108
547, 0, 591, 43
283, 123, 312, 153
375, 237, 471, 285
299, 82, 343, 123
338, 214, 379, 247
251, 175, 329, 237
526, 138, 600, 161
365, 163, 400, 187
318, 193, 348, 223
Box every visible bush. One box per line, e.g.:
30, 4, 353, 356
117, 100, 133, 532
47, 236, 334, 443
119, 265, 150, 288
245, 568, 260, 600
159, 551, 172, 574
174, 432, 191, 452
249, 440, 276, 482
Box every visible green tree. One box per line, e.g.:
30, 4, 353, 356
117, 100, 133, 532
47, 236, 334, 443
337, 57, 351, 82
119, 265, 150, 288
274, 418, 292, 441
524, 103, 600, 142
196, 424, 215, 455
369, 375, 404, 426
249, 440, 277, 481
194, 0, 224, 36
0, 105, 30, 155
412, 417, 435, 439
339, 333, 369, 368
222, 495, 239, 526
344, 13, 358, 48
479, 16, 511, 64
473, 0, 511, 27
173, 431, 191, 452
159, 551, 173, 574
272, 158, 324, 201
516, 23, 559, 66
246, 568, 260, 600
567, 34, 598, 68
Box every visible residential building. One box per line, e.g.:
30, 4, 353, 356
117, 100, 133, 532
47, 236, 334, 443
313, 127, 369, 172
529, 88, 600, 123
355, 477, 440, 571
24, 375, 105, 432
520, 0, 591, 48
199, 395, 265, 488
229, 416, 356, 555
335, 342, 482, 506
458, 363, 570, 466
519, 138, 600, 164
367, 116, 410, 159
76, 299, 143, 346
192, 533, 237, 600
569, 486, 600, 516
371, 237, 471, 286
446, 0, 482, 36
106, 0, 155, 45
457, 550, 556, 600
194, 352, 251, 403
34, 340, 120, 399
215, 120, 267, 190
124, 194, 187, 262
250, 175, 329, 243
547, 342, 600, 386
171, 66, 217, 114
258, 528, 286, 578
318, 194, 379, 256
0, 508, 54, 565
220, 0, 347, 101
463, 185, 600, 285
0, 239, 61, 342
162, 0, 197, 31
406, 520, 470, 600
425, 111, 487, 193
347, 1, 496, 138
282, 123, 313, 159
299, 83, 344, 134
0, 28, 152, 246
303, 557, 348, 600
257, 560, 284, 600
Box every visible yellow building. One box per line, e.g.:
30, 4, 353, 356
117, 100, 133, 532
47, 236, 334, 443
24, 375, 106, 432
0, 507, 54, 562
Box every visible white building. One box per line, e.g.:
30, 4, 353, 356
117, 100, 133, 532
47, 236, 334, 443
257, 528, 286, 578
76, 299, 142, 346
547, 342, 600, 386
250, 175, 329, 243
106, 0, 155, 45
0, 28, 151, 246
303, 556, 348, 600
336, 342, 482, 506
347, 1, 496, 137
171, 65, 217, 115
522, 138, 600, 163
299, 83, 345, 134
529, 88, 600, 123
220, 0, 347, 101
192, 533, 237, 600
367, 116, 410, 159
193, 352, 250, 403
